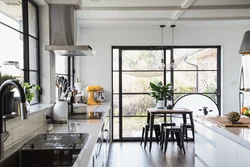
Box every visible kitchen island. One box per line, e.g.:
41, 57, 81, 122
2, 102, 111, 167
195, 116, 250, 167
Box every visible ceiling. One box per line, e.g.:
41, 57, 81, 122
77, 0, 250, 28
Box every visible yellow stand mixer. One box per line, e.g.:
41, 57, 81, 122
86, 86, 105, 105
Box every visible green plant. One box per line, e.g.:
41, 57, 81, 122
149, 81, 173, 101
22, 82, 40, 104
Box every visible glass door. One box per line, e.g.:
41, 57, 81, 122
112, 46, 221, 141
112, 47, 171, 140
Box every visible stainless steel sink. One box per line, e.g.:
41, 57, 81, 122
0, 133, 89, 167
0, 150, 19, 167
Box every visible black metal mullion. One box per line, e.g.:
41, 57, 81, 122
119, 49, 123, 140
163, 49, 166, 85
22, 0, 29, 82
36, 5, 40, 101
217, 46, 221, 115
67, 57, 71, 86
111, 47, 114, 141
72, 57, 75, 86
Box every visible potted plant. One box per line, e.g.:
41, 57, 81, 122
149, 81, 173, 109
22, 82, 40, 112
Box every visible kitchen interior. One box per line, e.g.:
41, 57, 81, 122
0, 0, 250, 167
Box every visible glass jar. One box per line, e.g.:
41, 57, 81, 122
0, 61, 23, 78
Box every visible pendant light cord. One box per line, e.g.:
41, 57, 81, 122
170, 25, 176, 69
160, 25, 166, 68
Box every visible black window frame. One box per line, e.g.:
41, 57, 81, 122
0, 0, 40, 104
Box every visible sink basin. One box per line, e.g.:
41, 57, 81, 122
0, 149, 78, 167
0, 150, 19, 167
0, 133, 89, 167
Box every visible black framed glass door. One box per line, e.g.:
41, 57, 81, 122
112, 46, 221, 141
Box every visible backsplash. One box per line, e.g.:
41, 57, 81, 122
4, 106, 52, 149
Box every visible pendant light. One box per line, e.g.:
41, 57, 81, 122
239, 30, 250, 55
170, 25, 177, 69
159, 25, 165, 69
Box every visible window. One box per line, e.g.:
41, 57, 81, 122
112, 46, 221, 141
55, 56, 74, 100
0, 0, 40, 104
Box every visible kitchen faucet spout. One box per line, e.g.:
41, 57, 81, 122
0, 80, 27, 159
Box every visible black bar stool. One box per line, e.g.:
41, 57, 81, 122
163, 126, 185, 154
180, 123, 193, 141
160, 122, 176, 148
140, 123, 161, 149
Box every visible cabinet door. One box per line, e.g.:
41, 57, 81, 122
195, 132, 216, 167
216, 133, 237, 167
195, 155, 208, 167
238, 144, 250, 167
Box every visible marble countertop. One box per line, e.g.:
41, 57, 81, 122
3, 102, 111, 167
195, 116, 250, 149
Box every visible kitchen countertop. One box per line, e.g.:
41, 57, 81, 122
196, 116, 250, 149
3, 102, 111, 167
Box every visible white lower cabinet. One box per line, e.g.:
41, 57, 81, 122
238, 144, 250, 167
195, 120, 250, 167
195, 155, 209, 167
215, 133, 237, 167
195, 132, 215, 167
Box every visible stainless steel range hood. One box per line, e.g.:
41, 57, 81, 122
45, 45, 95, 56
45, 4, 95, 56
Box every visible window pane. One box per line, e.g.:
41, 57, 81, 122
113, 49, 119, 71
198, 71, 217, 93
113, 94, 119, 116
29, 37, 38, 70
122, 50, 163, 70
204, 93, 217, 104
122, 95, 156, 116
174, 71, 217, 93
173, 94, 187, 103
0, 24, 23, 79
0, 0, 23, 31
122, 72, 163, 93
55, 56, 67, 75
30, 71, 39, 104
28, 2, 38, 37
113, 72, 119, 93
174, 48, 217, 70
122, 117, 146, 138
113, 117, 119, 139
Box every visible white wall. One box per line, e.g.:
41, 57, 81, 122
78, 26, 249, 115
39, 2, 56, 103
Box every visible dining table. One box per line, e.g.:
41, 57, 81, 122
147, 108, 194, 151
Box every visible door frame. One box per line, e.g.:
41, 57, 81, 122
111, 45, 221, 141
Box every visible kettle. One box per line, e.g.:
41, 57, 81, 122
53, 100, 68, 123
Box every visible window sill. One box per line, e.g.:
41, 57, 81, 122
5, 103, 53, 122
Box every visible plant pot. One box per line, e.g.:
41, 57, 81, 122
157, 100, 165, 109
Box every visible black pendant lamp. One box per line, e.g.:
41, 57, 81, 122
170, 25, 177, 69
239, 30, 250, 55
159, 25, 166, 69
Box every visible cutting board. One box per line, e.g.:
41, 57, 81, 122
206, 117, 250, 127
